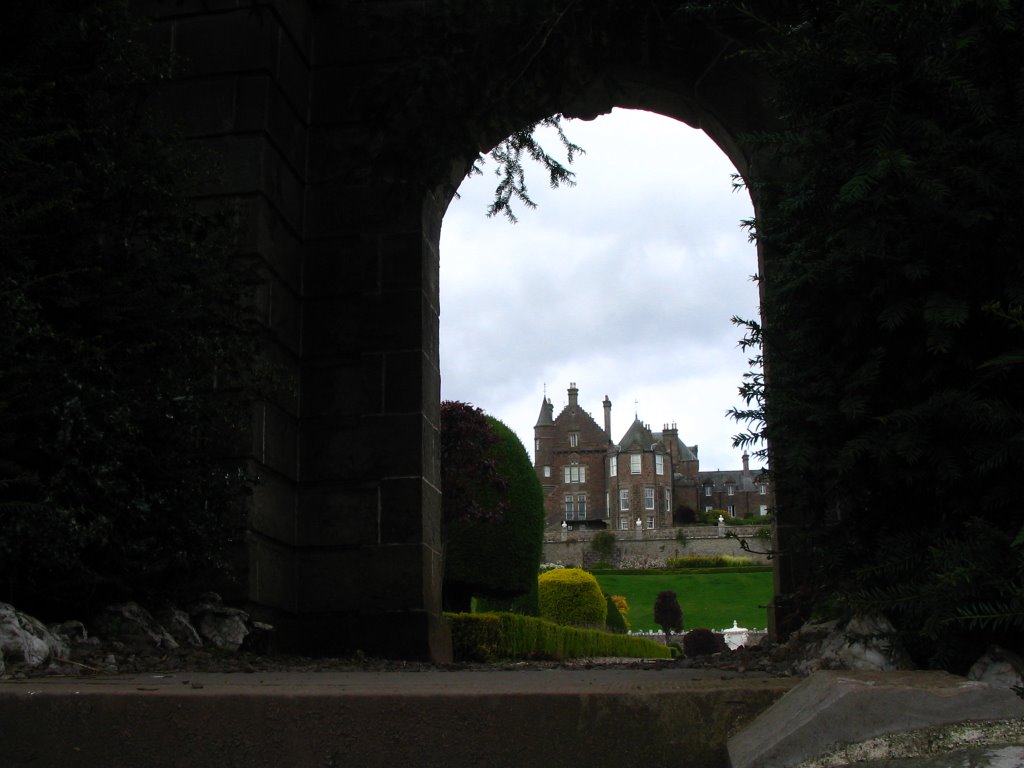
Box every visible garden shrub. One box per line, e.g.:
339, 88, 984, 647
604, 593, 628, 634
443, 410, 545, 613
666, 555, 755, 570
538, 567, 607, 627
683, 628, 728, 657
590, 530, 616, 558
447, 612, 670, 662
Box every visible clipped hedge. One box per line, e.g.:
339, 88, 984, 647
604, 593, 628, 634
538, 567, 607, 627
447, 612, 671, 662
665, 555, 756, 570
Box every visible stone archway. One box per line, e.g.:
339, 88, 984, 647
140, 0, 796, 661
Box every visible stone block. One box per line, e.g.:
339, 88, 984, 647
148, 77, 237, 136
380, 231, 430, 293
251, 402, 298, 479
728, 670, 1024, 768
235, 196, 302, 292
304, 180, 423, 237
300, 291, 425, 358
301, 236, 378, 298
275, 26, 312, 118
300, 356, 382, 420
172, 9, 280, 78
249, 473, 297, 546
379, 476, 438, 547
268, 276, 301, 353
383, 349, 433, 413
296, 544, 427, 612
296, 484, 379, 548
307, 125, 376, 185
246, 533, 297, 611
298, 413, 425, 484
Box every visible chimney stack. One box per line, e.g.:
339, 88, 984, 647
742, 452, 750, 474
568, 382, 578, 409
603, 395, 612, 439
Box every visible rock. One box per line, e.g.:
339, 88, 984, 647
91, 602, 179, 652
728, 670, 1024, 768
155, 607, 203, 648
189, 593, 249, 651
0, 603, 69, 674
969, 646, 1024, 691
773, 615, 915, 675
240, 621, 275, 655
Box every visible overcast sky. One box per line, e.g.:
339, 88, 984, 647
438, 108, 763, 472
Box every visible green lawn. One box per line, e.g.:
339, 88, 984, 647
595, 571, 774, 632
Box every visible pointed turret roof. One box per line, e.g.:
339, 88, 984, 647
618, 418, 658, 451
534, 396, 554, 427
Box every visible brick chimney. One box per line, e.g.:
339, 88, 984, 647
567, 382, 578, 410
742, 452, 750, 474
603, 395, 612, 440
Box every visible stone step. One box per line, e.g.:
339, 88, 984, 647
1, 669, 795, 768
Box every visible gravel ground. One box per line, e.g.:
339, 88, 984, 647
12, 634, 801, 679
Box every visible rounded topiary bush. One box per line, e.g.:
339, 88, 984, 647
538, 568, 607, 627
682, 627, 728, 657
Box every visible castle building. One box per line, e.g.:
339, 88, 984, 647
534, 383, 771, 530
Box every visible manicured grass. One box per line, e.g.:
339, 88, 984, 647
595, 571, 774, 632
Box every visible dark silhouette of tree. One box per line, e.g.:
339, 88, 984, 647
654, 590, 684, 642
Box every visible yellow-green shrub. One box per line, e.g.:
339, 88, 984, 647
447, 612, 670, 662
538, 567, 607, 627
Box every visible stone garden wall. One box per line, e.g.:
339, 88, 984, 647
542, 525, 772, 569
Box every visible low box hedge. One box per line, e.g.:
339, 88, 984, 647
447, 611, 671, 662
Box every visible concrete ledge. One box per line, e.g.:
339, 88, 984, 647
728, 671, 1024, 768
0, 669, 795, 768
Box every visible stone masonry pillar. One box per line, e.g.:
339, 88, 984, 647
136, 0, 450, 661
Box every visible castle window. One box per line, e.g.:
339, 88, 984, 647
563, 464, 586, 484
577, 495, 587, 518
663, 488, 671, 512
630, 454, 641, 474
727, 485, 735, 496
644, 488, 655, 510
704, 485, 712, 497
646, 515, 655, 530
655, 454, 664, 475
728, 504, 736, 515
569, 432, 579, 447
760, 505, 769, 516
564, 495, 574, 518
543, 465, 551, 478
704, 505, 712, 513
609, 456, 617, 477
619, 489, 629, 511
759, 484, 767, 495
619, 516, 629, 530
535, 439, 540, 453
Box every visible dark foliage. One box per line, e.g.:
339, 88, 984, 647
442, 410, 545, 613
682, 627, 727, 658
0, 1, 261, 615
703, 0, 1024, 667
590, 529, 617, 558
604, 593, 629, 634
653, 590, 684, 640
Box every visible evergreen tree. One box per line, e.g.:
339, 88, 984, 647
0, 0, 262, 615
